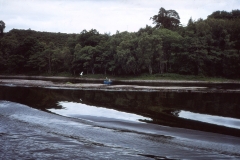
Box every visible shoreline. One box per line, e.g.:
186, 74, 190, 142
1, 76, 240, 93
1, 74, 240, 84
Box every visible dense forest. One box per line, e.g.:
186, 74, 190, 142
1, 8, 240, 78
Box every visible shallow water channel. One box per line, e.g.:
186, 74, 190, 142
1, 81, 240, 159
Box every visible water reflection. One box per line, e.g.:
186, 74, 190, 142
1, 85, 240, 137
48, 101, 152, 122
174, 110, 240, 129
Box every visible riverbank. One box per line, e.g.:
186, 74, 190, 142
1, 75, 240, 93
1, 74, 240, 83
2, 73, 240, 81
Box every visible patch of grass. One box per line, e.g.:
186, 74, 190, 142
82, 74, 109, 79
95, 73, 234, 82
9, 72, 238, 83
54, 72, 73, 77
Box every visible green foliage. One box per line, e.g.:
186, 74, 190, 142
116, 32, 139, 74
150, 7, 180, 30
208, 9, 240, 20
1, 8, 240, 79
137, 31, 163, 74
0, 20, 6, 36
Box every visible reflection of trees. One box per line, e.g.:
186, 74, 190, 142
1, 86, 240, 118
69, 90, 240, 120
1, 86, 240, 137
171, 110, 180, 116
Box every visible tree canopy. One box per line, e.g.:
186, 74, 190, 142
0, 20, 6, 36
208, 9, 240, 19
1, 9, 240, 79
150, 7, 180, 30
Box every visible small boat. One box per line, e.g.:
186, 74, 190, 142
104, 78, 112, 85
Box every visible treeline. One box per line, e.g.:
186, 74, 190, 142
1, 9, 240, 78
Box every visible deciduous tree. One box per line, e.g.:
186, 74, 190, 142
0, 20, 5, 36
150, 7, 180, 30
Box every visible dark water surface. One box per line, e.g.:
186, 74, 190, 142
1, 84, 240, 159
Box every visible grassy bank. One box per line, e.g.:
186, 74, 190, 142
53, 72, 238, 82
1, 72, 239, 83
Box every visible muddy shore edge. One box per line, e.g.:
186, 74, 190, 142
1, 75, 240, 92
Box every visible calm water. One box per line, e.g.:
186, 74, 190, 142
1, 83, 240, 159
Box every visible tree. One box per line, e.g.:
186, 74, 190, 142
95, 40, 113, 75
78, 46, 98, 74
67, 36, 77, 55
137, 32, 162, 74
150, 7, 180, 30
116, 33, 139, 74
108, 31, 132, 75
154, 28, 182, 73
232, 9, 240, 19
208, 10, 240, 20
78, 29, 101, 47
0, 20, 5, 36
52, 47, 72, 73
72, 43, 83, 75
208, 11, 232, 19
0, 33, 18, 73
1, 8, 240, 78
26, 42, 47, 73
